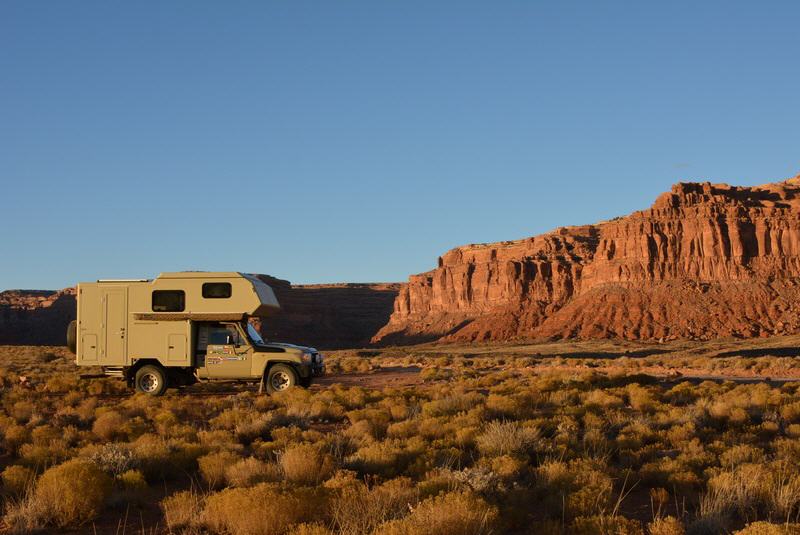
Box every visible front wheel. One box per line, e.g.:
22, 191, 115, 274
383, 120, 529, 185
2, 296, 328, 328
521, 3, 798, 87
266, 364, 297, 394
134, 365, 168, 396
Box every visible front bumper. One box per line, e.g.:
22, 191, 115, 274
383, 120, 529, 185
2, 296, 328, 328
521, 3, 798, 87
310, 352, 325, 376
299, 353, 325, 378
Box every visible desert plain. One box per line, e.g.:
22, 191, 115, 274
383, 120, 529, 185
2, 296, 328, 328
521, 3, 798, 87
3, 336, 800, 534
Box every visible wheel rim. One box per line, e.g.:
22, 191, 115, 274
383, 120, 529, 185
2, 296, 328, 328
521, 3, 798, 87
270, 371, 291, 391
140, 373, 159, 393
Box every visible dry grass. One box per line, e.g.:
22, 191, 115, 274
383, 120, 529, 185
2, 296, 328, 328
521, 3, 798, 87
379, 491, 498, 535
5, 458, 111, 531
280, 443, 335, 485
201, 483, 321, 535
5, 340, 800, 533
161, 489, 204, 531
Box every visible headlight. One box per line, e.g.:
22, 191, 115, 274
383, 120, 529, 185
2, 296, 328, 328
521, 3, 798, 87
300, 352, 312, 363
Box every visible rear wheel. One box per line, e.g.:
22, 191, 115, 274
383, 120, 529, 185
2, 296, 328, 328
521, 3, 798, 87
266, 364, 297, 394
134, 365, 168, 396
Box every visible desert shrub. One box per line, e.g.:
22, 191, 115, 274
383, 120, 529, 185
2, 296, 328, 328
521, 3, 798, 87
346, 439, 410, 478
92, 410, 127, 441
199, 450, 241, 489
18, 441, 70, 468
449, 466, 500, 494
648, 516, 685, 535
485, 454, 527, 480
584, 389, 625, 409
287, 523, 334, 535
387, 419, 420, 439
131, 434, 173, 479
378, 491, 498, 535
1, 423, 29, 453
346, 408, 392, 439
280, 443, 335, 485
698, 462, 800, 525
626, 384, 657, 412
198, 429, 243, 452
733, 523, 800, 534
330, 477, 417, 535
117, 468, 147, 490
571, 515, 644, 535
225, 457, 281, 487
111, 469, 149, 507
476, 420, 540, 458
202, 483, 320, 535
11, 400, 35, 423
422, 392, 484, 418
337, 357, 372, 373
234, 414, 274, 443
720, 445, 766, 468
44, 373, 80, 393
30, 424, 61, 446
535, 459, 614, 519
1, 464, 34, 496
162, 489, 204, 531
9, 459, 113, 529
88, 442, 139, 476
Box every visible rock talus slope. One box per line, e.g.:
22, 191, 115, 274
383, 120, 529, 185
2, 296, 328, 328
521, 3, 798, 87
374, 177, 800, 343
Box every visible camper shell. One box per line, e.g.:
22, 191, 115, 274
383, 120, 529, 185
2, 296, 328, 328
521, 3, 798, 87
70, 272, 324, 394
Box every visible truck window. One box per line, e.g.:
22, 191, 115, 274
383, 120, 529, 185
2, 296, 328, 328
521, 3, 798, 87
152, 290, 185, 312
202, 282, 232, 299
205, 324, 243, 346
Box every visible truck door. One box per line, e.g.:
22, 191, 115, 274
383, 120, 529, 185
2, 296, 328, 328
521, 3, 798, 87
198, 323, 252, 379
101, 287, 127, 365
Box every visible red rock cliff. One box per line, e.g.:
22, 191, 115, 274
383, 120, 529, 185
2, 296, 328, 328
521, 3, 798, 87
373, 176, 800, 343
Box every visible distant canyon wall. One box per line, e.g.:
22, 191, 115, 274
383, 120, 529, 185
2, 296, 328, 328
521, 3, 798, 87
0, 278, 400, 349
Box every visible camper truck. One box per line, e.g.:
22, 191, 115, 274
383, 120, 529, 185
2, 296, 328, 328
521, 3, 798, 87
66, 272, 324, 395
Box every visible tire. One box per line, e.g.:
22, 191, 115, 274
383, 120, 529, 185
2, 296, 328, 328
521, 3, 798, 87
134, 365, 168, 396
299, 376, 312, 388
266, 364, 298, 394
66, 320, 77, 354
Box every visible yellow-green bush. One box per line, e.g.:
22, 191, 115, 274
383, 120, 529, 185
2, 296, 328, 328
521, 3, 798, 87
202, 483, 321, 535
8, 458, 113, 529
378, 491, 498, 535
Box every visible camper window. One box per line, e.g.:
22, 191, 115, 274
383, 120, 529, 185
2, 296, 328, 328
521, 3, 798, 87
152, 290, 185, 312
202, 282, 232, 299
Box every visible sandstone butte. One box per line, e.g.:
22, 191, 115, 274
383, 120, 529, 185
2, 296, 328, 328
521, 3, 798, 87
373, 176, 800, 344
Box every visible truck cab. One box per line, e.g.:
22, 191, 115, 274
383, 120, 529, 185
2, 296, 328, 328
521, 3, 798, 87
66, 272, 324, 395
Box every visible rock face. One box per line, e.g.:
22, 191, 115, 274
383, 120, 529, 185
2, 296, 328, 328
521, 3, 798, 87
374, 177, 800, 343
0, 278, 400, 349
0, 288, 77, 345
251, 276, 402, 348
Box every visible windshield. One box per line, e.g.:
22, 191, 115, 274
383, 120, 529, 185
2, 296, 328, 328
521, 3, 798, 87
246, 323, 266, 345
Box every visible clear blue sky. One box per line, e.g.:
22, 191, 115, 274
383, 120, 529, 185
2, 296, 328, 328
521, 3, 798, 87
2, 1, 799, 290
